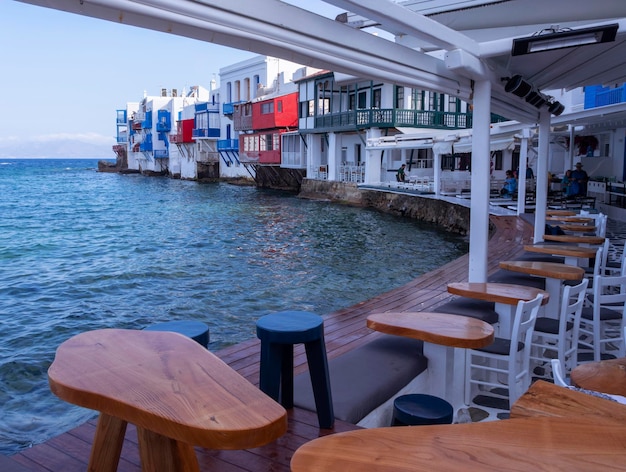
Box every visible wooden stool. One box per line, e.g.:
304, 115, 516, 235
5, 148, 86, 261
256, 311, 334, 428
392, 394, 453, 426
144, 320, 209, 348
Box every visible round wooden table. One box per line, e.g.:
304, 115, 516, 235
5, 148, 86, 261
447, 282, 549, 335
571, 358, 626, 396
543, 234, 605, 245
523, 243, 597, 265
499, 260, 584, 317
366, 312, 494, 410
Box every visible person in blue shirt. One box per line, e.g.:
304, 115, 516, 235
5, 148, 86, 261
570, 162, 589, 196
500, 170, 518, 197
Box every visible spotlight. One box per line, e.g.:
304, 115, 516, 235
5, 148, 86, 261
525, 91, 546, 108
504, 75, 532, 98
548, 101, 565, 116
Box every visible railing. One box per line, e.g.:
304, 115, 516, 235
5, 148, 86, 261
154, 150, 168, 159
218, 139, 239, 151
313, 109, 507, 131
585, 84, 626, 108
192, 128, 220, 138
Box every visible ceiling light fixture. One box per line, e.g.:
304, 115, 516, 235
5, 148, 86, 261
511, 24, 619, 56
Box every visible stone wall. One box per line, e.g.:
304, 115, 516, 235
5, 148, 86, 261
299, 179, 471, 235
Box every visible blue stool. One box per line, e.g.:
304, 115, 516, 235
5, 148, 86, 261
392, 394, 454, 426
256, 311, 334, 428
144, 320, 209, 348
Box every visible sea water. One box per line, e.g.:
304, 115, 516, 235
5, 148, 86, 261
0, 158, 467, 454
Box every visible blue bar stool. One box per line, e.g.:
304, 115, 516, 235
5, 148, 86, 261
144, 320, 210, 348
256, 311, 334, 428
392, 393, 454, 426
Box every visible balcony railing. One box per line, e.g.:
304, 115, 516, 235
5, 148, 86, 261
313, 108, 507, 131
154, 149, 168, 159
218, 139, 239, 151
585, 84, 626, 109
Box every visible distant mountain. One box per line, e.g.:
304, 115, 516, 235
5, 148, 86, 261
0, 136, 116, 159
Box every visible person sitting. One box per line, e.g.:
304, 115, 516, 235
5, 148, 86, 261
500, 170, 517, 197
562, 170, 574, 198
396, 164, 406, 182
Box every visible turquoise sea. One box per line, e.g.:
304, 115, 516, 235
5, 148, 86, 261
0, 158, 468, 454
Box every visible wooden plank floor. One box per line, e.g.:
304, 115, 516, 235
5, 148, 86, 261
7, 215, 534, 471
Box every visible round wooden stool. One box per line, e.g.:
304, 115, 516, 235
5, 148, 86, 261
144, 320, 210, 348
392, 393, 453, 426
256, 311, 334, 428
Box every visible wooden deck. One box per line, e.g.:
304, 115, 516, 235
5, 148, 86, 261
6, 215, 534, 472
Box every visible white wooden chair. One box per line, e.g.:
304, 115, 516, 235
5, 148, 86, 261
550, 358, 569, 387
465, 294, 544, 408
579, 274, 626, 362
531, 279, 588, 376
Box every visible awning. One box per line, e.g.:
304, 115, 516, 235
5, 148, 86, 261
453, 135, 517, 154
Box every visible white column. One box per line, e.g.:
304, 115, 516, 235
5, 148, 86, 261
533, 110, 551, 243
327, 132, 337, 181
468, 79, 491, 283
434, 152, 441, 197
516, 128, 530, 216
364, 129, 382, 184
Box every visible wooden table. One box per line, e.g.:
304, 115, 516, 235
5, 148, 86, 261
571, 358, 626, 396
559, 223, 597, 233
546, 210, 576, 216
546, 216, 594, 223
48, 329, 288, 472
366, 312, 494, 409
543, 234, 605, 245
524, 243, 597, 265
447, 282, 549, 336
290, 416, 626, 471
511, 380, 626, 423
499, 260, 584, 316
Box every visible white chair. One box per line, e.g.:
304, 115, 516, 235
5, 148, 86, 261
579, 274, 626, 362
465, 294, 544, 408
551, 358, 569, 387
531, 279, 588, 376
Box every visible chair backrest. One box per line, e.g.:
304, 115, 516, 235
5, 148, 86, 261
591, 273, 626, 358
509, 294, 544, 404
560, 279, 589, 371
596, 213, 607, 238
599, 238, 610, 276
550, 358, 569, 387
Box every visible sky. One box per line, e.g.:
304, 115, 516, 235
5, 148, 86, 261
0, 0, 344, 154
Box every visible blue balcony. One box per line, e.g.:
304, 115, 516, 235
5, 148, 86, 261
223, 100, 246, 115
193, 127, 221, 138
218, 139, 239, 151
116, 109, 127, 124
154, 149, 168, 159
584, 84, 626, 109
156, 110, 171, 132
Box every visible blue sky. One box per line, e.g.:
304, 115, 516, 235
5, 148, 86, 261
0, 0, 343, 149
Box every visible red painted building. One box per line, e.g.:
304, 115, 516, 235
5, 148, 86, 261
236, 92, 298, 164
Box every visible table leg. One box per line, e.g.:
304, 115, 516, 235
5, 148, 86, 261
137, 426, 200, 472
543, 277, 562, 318
88, 413, 127, 472
423, 343, 464, 409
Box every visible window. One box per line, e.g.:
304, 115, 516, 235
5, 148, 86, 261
411, 90, 424, 110
318, 98, 330, 115
277, 100, 283, 113
395, 86, 404, 109
349, 93, 355, 111
358, 91, 367, 109
261, 102, 274, 114
372, 88, 382, 108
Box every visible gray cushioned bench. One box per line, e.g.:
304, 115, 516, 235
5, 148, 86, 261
433, 297, 499, 325
488, 270, 546, 289
293, 335, 427, 424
